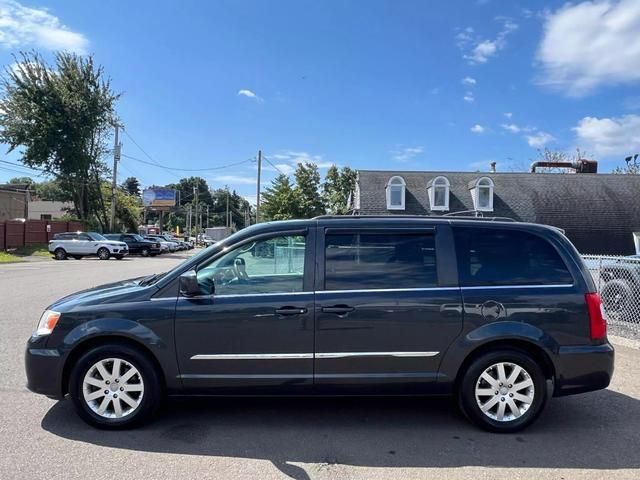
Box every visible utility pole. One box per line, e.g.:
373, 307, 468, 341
226, 190, 230, 228
256, 149, 262, 223
206, 205, 209, 228
187, 204, 191, 237
109, 124, 120, 231
193, 185, 199, 235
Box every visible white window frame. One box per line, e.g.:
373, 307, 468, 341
385, 176, 406, 210
427, 176, 450, 211
470, 176, 494, 212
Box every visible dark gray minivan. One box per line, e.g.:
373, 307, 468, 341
25, 216, 613, 432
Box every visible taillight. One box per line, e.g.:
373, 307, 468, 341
585, 292, 607, 340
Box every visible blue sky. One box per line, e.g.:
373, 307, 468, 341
1, 0, 640, 203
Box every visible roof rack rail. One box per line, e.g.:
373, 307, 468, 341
312, 214, 518, 222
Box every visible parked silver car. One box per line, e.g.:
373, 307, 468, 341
48, 232, 129, 260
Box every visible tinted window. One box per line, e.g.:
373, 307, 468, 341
196, 235, 306, 295
454, 227, 573, 286
55, 233, 75, 240
87, 232, 107, 241
78, 234, 92, 241
325, 233, 437, 290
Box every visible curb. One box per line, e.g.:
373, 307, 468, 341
609, 335, 640, 350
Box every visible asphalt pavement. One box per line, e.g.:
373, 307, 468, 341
1, 253, 639, 480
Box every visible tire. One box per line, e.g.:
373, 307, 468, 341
72, 255, 83, 260
68, 344, 163, 429
54, 248, 67, 260
601, 279, 633, 322
97, 247, 111, 260
458, 349, 548, 433
140, 247, 150, 257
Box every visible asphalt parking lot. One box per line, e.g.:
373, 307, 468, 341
1, 254, 639, 480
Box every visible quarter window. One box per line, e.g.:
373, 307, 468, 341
454, 227, 573, 286
325, 233, 437, 290
196, 235, 306, 295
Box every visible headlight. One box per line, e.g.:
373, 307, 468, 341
34, 310, 61, 336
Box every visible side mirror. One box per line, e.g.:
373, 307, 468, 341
179, 270, 201, 296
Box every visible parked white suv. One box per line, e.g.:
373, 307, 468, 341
48, 232, 129, 260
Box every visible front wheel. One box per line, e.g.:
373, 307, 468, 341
68, 344, 162, 429
97, 247, 110, 260
140, 247, 150, 257
458, 349, 547, 433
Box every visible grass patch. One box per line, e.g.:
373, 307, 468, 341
12, 245, 51, 257
0, 251, 24, 263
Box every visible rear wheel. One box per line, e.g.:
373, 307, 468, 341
54, 248, 67, 260
458, 349, 547, 433
97, 248, 110, 260
68, 344, 162, 429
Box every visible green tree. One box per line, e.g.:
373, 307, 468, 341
101, 182, 141, 232
322, 165, 357, 214
261, 174, 297, 221
293, 162, 325, 218
7, 176, 35, 186
0, 51, 120, 228
122, 176, 141, 196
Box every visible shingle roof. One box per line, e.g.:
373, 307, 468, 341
354, 170, 640, 255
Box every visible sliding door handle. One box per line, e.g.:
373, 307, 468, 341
275, 306, 308, 316
321, 305, 355, 315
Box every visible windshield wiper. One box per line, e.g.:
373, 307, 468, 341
139, 272, 164, 286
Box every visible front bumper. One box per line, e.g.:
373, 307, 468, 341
553, 341, 614, 397
25, 337, 64, 399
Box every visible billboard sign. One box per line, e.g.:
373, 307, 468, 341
142, 188, 176, 207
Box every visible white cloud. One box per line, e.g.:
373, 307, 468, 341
461, 76, 477, 85
463, 91, 475, 103
457, 18, 518, 64
526, 131, 555, 148
537, 0, 640, 96
266, 151, 333, 169
237, 89, 263, 102
504, 112, 513, 118
392, 146, 424, 162
211, 175, 258, 185
0, 0, 88, 53
573, 114, 640, 156
501, 123, 521, 133
470, 124, 485, 134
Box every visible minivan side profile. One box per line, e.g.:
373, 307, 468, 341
25, 216, 613, 432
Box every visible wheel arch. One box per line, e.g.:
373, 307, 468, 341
61, 335, 165, 397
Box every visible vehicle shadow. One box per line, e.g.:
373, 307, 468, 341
41, 390, 640, 479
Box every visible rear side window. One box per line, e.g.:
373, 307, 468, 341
325, 232, 437, 290
453, 227, 573, 286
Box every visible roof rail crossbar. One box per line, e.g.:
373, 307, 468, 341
313, 214, 517, 222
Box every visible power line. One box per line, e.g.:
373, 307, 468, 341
121, 153, 254, 172
263, 156, 288, 176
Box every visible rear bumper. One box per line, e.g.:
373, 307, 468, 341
25, 340, 65, 399
552, 342, 614, 397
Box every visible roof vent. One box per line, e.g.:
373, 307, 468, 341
529, 159, 597, 174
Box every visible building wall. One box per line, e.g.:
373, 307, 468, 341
28, 200, 73, 220
0, 189, 28, 221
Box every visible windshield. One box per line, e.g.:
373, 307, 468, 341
88, 232, 107, 241
133, 234, 145, 241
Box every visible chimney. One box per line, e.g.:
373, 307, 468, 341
490, 161, 497, 173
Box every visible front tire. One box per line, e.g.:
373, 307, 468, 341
68, 344, 162, 429
140, 247, 150, 257
458, 349, 547, 433
97, 247, 111, 260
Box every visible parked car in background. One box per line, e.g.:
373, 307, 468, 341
48, 232, 129, 260
104, 234, 161, 257
28, 216, 613, 432
599, 255, 640, 322
143, 235, 174, 252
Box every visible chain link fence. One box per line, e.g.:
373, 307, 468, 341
582, 255, 640, 336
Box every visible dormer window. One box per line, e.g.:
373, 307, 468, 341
470, 177, 494, 212
427, 176, 450, 211
386, 176, 405, 210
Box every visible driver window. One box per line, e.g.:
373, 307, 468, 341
196, 235, 306, 296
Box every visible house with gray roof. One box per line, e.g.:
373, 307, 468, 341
349, 169, 640, 255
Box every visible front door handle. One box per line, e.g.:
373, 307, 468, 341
322, 305, 355, 315
275, 306, 307, 316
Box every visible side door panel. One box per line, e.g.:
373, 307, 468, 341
313, 225, 463, 394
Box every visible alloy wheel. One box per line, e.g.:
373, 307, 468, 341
82, 358, 145, 419
474, 362, 535, 422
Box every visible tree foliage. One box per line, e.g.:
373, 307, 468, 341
122, 176, 141, 196
613, 154, 639, 175
0, 51, 120, 227
323, 165, 357, 214
261, 174, 297, 221
292, 162, 325, 218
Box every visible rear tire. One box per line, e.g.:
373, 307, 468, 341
68, 344, 162, 429
54, 248, 67, 260
97, 248, 110, 260
458, 349, 547, 433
